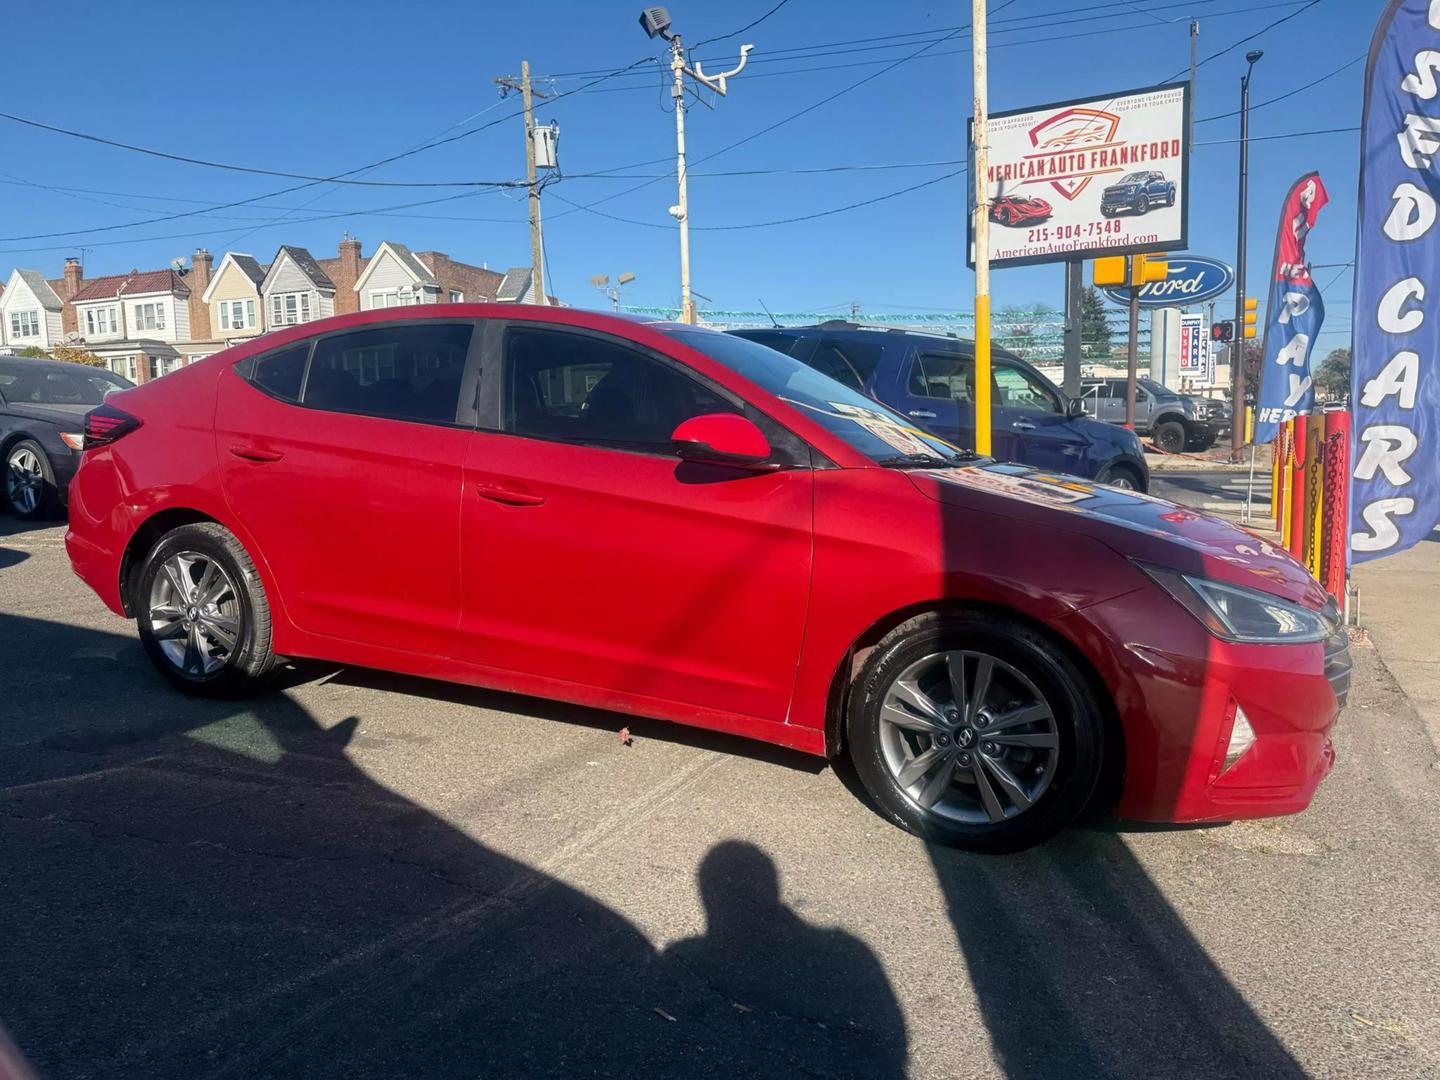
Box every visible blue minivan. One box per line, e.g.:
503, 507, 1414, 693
728, 323, 1150, 490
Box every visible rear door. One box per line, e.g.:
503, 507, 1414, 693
215, 320, 480, 656
894, 348, 977, 450
457, 322, 814, 722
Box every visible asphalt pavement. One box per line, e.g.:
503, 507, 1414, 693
1149, 467, 1273, 515
2, 515, 1438, 1080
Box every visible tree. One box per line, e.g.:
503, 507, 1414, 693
1314, 347, 1351, 400
16, 346, 47, 359
1079, 286, 1113, 359
996, 303, 1050, 358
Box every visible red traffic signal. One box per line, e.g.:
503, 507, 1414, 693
1210, 321, 1234, 343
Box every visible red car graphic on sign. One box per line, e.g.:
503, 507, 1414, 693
990, 195, 1053, 227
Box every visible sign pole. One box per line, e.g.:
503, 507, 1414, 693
971, 0, 992, 456
1062, 260, 1083, 398
1125, 260, 1140, 429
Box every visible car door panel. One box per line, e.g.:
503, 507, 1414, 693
458, 324, 814, 722
215, 322, 478, 657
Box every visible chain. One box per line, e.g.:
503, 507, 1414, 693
1320, 427, 1347, 591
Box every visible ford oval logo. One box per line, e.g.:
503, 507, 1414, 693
1101, 255, 1235, 308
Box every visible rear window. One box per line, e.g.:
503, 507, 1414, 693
731, 331, 805, 357
806, 338, 885, 393
249, 344, 309, 403
0, 360, 131, 405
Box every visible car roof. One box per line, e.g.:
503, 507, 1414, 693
731, 321, 1023, 358
0, 355, 110, 374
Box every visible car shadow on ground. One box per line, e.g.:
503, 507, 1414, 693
0, 613, 898, 1078
1, 610, 1303, 1078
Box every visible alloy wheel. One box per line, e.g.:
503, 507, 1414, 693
5, 447, 43, 515
147, 551, 242, 677
878, 650, 1060, 825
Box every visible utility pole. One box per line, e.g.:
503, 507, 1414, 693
1232, 50, 1263, 459
639, 8, 752, 325
972, 0, 992, 456
1062, 260, 1082, 399
495, 61, 552, 304
1126, 269, 1140, 428
1188, 20, 1199, 156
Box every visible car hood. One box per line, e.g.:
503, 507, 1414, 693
907, 462, 1329, 609
3, 401, 91, 426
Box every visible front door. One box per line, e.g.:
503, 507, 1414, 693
215, 320, 480, 656
458, 323, 814, 722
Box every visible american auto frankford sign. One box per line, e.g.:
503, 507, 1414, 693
969, 84, 1191, 269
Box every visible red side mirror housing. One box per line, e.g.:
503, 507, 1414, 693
671, 413, 772, 467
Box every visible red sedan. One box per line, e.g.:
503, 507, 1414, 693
65, 306, 1349, 851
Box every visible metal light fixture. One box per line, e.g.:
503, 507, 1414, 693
638, 7, 672, 39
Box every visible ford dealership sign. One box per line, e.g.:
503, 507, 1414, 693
1101, 255, 1233, 308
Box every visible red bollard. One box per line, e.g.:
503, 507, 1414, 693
1321, 409, 1351, 603
1287, 412, 1308, 561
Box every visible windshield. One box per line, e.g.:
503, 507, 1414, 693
0, 360, 133, 405
658, 328, 968, 464
1138, 377, 1179, 400
1120, 172, 1148, 184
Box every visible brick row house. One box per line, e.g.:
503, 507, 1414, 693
0, 237, 518, 382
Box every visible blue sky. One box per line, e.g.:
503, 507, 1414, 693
0, 0, 1374, 349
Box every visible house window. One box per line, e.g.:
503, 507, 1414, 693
271, 292, 312, 326
133, 302, 167, 332
108, 356, 138, 382
449, 290, 463, 304
219, 299, 256, 331
84, 306, 118, 336
369, 289, 416, 309
9, 310, 41, 338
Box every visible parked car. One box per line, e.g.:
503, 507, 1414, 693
990, 195, 1052, 227
66, 306, 1348, 852
1, 356, 133, 519
1100, 170, 1176, 216
730, 323, 1150, 491
1079, 376, 1219, 453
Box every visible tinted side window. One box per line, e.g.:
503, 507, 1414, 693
806, 338, 885, 393
908, 352, 974, 402
249, 343, 310, 402
994, 364, 1061, 413
505, 326, 735, 452
303, 323, 473, 424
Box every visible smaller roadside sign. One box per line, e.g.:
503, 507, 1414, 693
1101, 255, 1234, 308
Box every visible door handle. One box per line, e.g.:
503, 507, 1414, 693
908, 410, 938, 420
1010, 420, 1037, 431
473, 483, 546, 507
229, 445, 284, 463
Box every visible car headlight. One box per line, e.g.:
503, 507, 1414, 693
1138, 563, 1333, 644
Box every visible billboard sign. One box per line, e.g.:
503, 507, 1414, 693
969, 83, 1190, 269
1101, 254, 1234, 307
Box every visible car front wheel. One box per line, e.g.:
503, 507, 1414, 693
1136, 195, 1150, 214
4, 439, 58, 520
846, 612, 1106, 853
135, 522, 278, 697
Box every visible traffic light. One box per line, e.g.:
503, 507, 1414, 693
1243, 296, 1259, 338
1131, 253, 1168, 286
1093, 256, 1127, 286
1211, 321, 1234, 343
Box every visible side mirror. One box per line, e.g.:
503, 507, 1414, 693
671, 413, 772, 467
1067, 397, 1086, 418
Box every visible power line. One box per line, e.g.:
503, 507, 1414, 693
1161, 0, 1325, 81
1196, 52, 1363, 122
1193, 125, 1358, 145
689, 0, 792, 50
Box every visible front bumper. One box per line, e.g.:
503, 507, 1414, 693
1101, 193, 1140, 211
1060, 588, 1348, 823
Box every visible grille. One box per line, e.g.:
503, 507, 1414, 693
1323, 625, 1352, 708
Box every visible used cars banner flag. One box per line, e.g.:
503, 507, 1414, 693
1351, 0, 1440, 561
1253, 173, 1328, 444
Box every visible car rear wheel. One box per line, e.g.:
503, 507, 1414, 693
846, 611, 1105, 853
135, 522, 277, 697
4, 439, 58, 520
1152, 419, 1186, 454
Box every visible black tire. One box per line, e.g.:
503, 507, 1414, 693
1167, 187, 1176, 207
134, 522, 277, 698
4, 438, 59, 520
846, 611, 1106, 854
1100, 462, 1145, 491
1152, 419, 1185, 454
1136, 195, 1150, 215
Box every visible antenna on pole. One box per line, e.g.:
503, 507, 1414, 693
689, 45, 753, 96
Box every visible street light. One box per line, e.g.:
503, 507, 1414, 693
591, 271, 637, 311
1231, 48, 1263, 460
